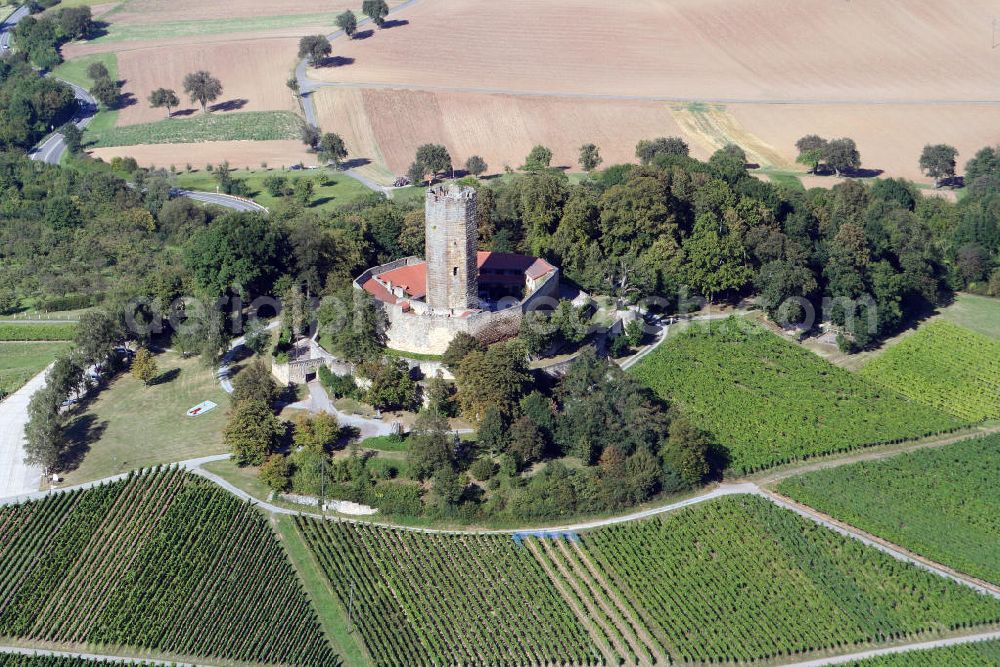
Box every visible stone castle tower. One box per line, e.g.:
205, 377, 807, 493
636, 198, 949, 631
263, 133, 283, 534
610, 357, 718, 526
425, 184, 478, 311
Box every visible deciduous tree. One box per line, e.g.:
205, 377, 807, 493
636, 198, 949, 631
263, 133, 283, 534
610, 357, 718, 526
919, 144, 958, 188
578, 143, 602, 172
318, 132, 348, 167
298, 35, 332, 66
148, 88, 180, 117
336, 10, 358, 37
362, 0, 390, 27
183, 70, 223, 113
131, 347, 158, 386
225, 398, 283, 465
464, 154, 487, 177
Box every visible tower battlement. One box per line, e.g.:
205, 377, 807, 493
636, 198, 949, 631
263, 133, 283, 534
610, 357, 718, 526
424, 184, 478, 312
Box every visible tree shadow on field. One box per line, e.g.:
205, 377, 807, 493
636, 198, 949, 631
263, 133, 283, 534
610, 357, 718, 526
117, 92, 136, 109
87, 21, 110, 39
171, 108, 196, 117
340, 157, 370, 169
61, 414, 108, 473
381, 19, 408, 29
209, 98, 248, 113
318, 56, 354, 68
149, 367, 181, 386
353, 29, 374, 40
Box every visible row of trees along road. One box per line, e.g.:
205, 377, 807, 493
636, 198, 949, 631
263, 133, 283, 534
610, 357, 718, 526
297, 0, 391, 67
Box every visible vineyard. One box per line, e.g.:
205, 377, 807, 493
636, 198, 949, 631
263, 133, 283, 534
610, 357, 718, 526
0, 656, 157, 667
860, 320, 1000, 422
629, 318, 963, 474
841, 639, 1000, 665
0, 468, 337, 666
777, 434, 1000, 586
294, 517, 602, 667
582, 495, 1000, 664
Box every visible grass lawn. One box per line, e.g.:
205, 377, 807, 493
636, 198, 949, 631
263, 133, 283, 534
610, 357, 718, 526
272, 515, 373, 667
0, 341, 70, 399
0, 322, 77, 341
940, 293, 1000, 340
92, 12, 347, 43
175, 167, 372, 211
757, 168, 805, 190
60, 350, 230, 485
52, 54, 120, 141
51, 53, 117, 89
88, 110, 302, 147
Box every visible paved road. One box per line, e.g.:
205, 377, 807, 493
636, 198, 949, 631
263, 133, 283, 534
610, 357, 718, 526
782, 630, 1000, 666
0, 366, 47, 498
176, 189, 269, 213
0, 453, 228, 506
0, 5, 28, 50
30, 80, 98, 166
286, 380, 396, 439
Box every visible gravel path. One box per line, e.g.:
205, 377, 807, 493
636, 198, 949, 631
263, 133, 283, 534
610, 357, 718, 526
0, 367, 47, 497
0, 645, 219, 666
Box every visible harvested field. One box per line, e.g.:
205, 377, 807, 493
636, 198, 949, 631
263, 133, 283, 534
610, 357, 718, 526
304, 0, 1000, 185
90, 140, 316, 170
313, 87, 695, 181
309, 0, 1000, 103
112, 40, 300, 126
729, 103, 1000, 183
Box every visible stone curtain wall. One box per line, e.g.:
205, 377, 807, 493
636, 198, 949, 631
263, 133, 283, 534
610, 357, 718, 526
424, 185, 478, 312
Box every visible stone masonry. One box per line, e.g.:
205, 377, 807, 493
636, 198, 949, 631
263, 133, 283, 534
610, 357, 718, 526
424, 184, 478, 312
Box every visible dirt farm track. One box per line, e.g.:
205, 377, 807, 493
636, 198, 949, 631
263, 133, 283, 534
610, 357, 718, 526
67, 0, 1000, 185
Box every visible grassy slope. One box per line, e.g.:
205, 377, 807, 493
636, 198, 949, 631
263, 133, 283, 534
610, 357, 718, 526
174, 167, 372, 211
629, 318, 963, 474
60, 350, 228, 485
88, 111, 302, 147
51, 54, 119, 136
272, 515, 373, 667
0, 323, 77, 341
940, 293, 1000, 340
0, 342, 70, 398
859, 321, 1000, 422
777, 434, 1000, 586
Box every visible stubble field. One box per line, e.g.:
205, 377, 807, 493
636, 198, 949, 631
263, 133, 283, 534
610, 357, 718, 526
306, 0, 1000, 184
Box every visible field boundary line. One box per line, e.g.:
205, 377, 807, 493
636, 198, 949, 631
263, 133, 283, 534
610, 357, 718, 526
749, 423, 1000, 486
0, 644, 220, 666
779, 629, 1000, 666
761, 488, 1000, 600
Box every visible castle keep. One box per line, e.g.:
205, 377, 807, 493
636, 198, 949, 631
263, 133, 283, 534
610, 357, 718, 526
424, 184, 479, 312
353, 183, 561, 355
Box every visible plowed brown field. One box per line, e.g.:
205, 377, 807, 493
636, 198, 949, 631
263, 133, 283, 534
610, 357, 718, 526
306, 0, 1000, 185
90, 140, 315, 170
313, 87, 696, 181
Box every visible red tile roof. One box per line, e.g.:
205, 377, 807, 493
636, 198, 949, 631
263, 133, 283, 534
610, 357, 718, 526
365, 252, 557, 305
377, 263, 428, 299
